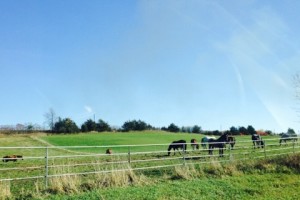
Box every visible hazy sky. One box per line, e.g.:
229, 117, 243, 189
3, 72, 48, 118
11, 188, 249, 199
1, 0, 300, 133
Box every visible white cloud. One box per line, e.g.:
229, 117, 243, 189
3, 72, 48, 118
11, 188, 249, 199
84, 105, 93, 114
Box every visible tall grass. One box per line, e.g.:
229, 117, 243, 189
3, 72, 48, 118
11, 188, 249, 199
2, 153, 300, 199
46, 160, 149, 195
0, 181, 11, 200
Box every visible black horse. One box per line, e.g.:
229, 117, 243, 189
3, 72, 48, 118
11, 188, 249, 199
167, 140, 187, 156
252, 134, 264, 148
227, 135, 236, 150
2, 155, 23, 162
279, 134, 298, 146
208, 133, 229, 157
190, 139, 199, 150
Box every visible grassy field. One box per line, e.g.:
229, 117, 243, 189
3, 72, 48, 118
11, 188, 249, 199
40, 131, 279, 146
39, 131, 284, 153
46, 173, 300, 200
0, 131, 299, 199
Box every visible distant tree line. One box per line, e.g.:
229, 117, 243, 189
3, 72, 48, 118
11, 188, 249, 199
122, 120, 154, 131
0, 108, 291, 135
46, 116, 205, 134
161, 124, 202, 133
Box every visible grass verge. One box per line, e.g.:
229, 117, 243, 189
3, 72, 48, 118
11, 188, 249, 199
1, 153, 299, 199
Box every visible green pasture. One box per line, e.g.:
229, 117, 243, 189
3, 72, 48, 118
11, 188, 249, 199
39, 131, 283, 152
1, 132, 294, 182
0, 132, 299, 199
47, 173, 300, 200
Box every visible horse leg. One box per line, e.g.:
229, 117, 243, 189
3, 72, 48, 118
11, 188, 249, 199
208, 146, 213, 155
176, 147, 181, 155
219, 148, 223, 157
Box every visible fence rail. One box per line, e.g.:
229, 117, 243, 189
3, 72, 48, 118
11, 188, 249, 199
0, 137, 299, 187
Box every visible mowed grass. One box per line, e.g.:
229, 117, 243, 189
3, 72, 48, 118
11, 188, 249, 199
41, 131, 201, 146
40, 131, 282, 152
40, 131, 212, 153
40, 131, 282, 146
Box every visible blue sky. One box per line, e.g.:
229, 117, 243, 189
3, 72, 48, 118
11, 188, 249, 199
1, 0, 300, 133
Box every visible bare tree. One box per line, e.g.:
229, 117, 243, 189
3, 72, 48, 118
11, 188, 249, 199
44, 108, 57, 132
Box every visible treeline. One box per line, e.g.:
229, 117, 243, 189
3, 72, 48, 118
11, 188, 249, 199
4, 109, 296, 135
45, 117, 204, 134
49, 118, 278, 135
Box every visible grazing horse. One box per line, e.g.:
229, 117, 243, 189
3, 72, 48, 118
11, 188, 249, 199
252, 134, 264, 148
190, 139, 199, 150
208, 133, 229, 157
106, 149, 112, 154
279, 134, 298, 146
201, 136, 216, 149
2, 155, 23, 162
227, 136, 236, 149
167, 140, 187, 156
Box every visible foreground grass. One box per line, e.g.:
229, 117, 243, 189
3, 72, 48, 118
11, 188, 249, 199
1, 153, 298, 200
41, 173, 300, 200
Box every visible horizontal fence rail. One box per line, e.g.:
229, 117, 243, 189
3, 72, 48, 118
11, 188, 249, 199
0, 137, 299, 187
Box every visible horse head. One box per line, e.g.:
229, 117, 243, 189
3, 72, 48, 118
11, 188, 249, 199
220, 132, 229, 143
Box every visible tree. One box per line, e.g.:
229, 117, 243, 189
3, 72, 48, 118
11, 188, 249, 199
212, 130, 221, 136
192, 125, 202, 133
44, 108, 57, 132
161, 127, 168, 131
122, 120, 152, 131
26, 124, 34, 132
81, 119, 97, 132
247, 125, 256, 135
265, 130, 273, 135
287, 128, 296, 136
238, 126, 247, 135
53, 117, 80, 133
229, 126, 239, 135
97, 119, 111, 132
167, 123, 180, 133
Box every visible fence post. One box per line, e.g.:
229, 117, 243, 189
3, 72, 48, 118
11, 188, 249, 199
293, 139, 295, 154
45, 146, 49, 188
182, 144, 186, 166
128, 146, 131, 164
263, 141, 267, 159
229, 144, 232, 161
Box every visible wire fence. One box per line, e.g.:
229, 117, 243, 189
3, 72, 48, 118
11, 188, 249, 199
0, 137, 299, 187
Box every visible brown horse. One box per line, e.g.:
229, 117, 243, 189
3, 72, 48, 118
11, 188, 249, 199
2, 155, 23, 162
105, 149, 112, 154
190, 139, 199, 150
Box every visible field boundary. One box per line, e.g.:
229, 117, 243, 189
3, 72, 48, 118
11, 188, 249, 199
0, 137, 299, 187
